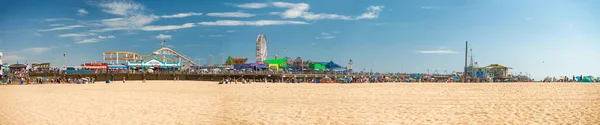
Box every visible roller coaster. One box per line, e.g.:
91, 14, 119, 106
103, 47, 198, 66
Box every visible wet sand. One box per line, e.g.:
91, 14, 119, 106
1, 81, 599, 124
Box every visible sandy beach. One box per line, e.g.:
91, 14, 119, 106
1, 81, 599, 124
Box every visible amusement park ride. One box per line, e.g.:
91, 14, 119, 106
256, 34, 267, 62
103, 47, 198, 66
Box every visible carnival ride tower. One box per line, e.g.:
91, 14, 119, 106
256, 34, 268, 62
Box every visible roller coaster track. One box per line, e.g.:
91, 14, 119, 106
153, 47, 198, 66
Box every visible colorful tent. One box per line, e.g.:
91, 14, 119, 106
325, 61, 342, 69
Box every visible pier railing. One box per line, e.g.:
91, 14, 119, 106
26, 69, 461, 78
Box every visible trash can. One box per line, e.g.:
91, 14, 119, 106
106, 80, 110, 84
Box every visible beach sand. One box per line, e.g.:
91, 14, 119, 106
1, 81, 599, 124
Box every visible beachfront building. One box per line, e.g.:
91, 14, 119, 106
288, 57, 305, 72
127, 58, 180, 70
31, 63, 51, 70
484, 64, 512, 81
263, 58, 288, 71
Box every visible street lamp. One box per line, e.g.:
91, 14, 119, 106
63, 53, 66, 69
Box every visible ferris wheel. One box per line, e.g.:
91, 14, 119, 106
256, 34, 267, 62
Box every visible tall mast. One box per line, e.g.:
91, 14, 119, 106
464, 41, 468, 82
470, 48, 473, 66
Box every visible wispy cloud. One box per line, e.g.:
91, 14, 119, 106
226, 30, 236, 33
156, 34, 172, 40
77, 9, 88, 16
43, 18, 75, 22
417, 50, 457, 54
89, 27, 130, 33
49, 24, 65, 27
198, 20, 308, 26
98, 35, 116, 39
303, 13, 352, 20
59, 33, 96, 37
236, 3, 269, 9
208, 35, 225, 37
38, 25, 86, 32
33, 33, 42, 36
141, 23, 195, 31
271, 2, 384, 20
93, 1, 158, 32
77, 38, 99, 44
98, 1, 145, 16
268, 12, 281, 15
315, 32, 338, 39
23, 47, 52, 55
356, 6, 385, 19
206, 12, 255, 18
420, 6, 440, 10
3, 55, 25, 61
272, 2, 309, 19
98, 16, 158, 31
160, 12, 203, 18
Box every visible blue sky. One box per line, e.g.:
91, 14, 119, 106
0, 0, 599, 79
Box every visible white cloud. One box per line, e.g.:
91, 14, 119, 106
33, 33, 42, 36
99, 15, 159, 30
160, 12, 203, 18
236, 3, 269, 9
272, 2, 309, 19
303, 13, 352, 20
49, 24, 65, 27
420, 6, 440, 10
94, 1, 158, 32
206, 12, 255, 18
268, 12, 281, 15
271, 2, 383, 20
38, 25, 86, 32
3, 55, 25, 61
89, 27, 130, 33
98, 35, 116, 39
98, 1, 145, 16
43, 18, 75, 22
197, 20, 308, 26
77, 38, 99, 44
156, 34, 172, 40
417, 50, 457, 54
141, 23, 195, 31
23, 47, 52, 55
59, 33, 96, 37
356, 6, 385, 19
208, 35, 225, 37
316, 32, 338, 39
226, 30, 236, 33
77, 9, 88, 16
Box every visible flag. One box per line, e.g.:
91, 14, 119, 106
161, 41, 166, 46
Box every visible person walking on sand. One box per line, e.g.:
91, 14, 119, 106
122, 77, 126, 83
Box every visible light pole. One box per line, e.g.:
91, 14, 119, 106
63, 53, 66, 69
